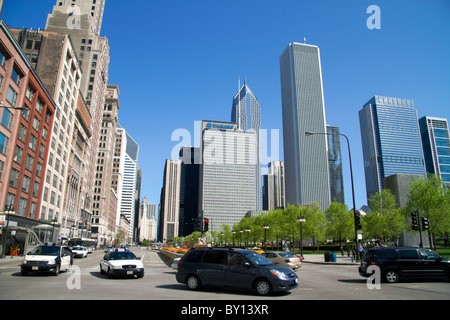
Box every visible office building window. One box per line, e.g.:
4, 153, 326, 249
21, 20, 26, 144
1, 108, 13, 129
0, 132, 8, 154
9, 168, 19, 187
6, 86, 18, 106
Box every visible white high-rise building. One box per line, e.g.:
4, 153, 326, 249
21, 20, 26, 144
158, 159, 181, 242
138, 197, 157, 242
200, 120, 258, 231
116, 125, 139, 240
45, 0, 110, 235
280, 42, 331, 209
263, 161, 286, 210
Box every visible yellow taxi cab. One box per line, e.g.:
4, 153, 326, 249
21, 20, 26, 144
252, 247, 264, 254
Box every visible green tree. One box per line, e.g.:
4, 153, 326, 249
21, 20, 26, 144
325, 201, 353, 244
302, 203, 326, 251
364, 189, 404, 243
406, 174, 450, 250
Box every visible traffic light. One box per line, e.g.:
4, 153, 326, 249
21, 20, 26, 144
203, 218, 209, 232
421, 217, 429, 230
411, 211, 419, 230
355, 212, 362, 230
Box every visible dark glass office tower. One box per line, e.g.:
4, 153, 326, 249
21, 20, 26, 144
327, 126, 345, 203
359, 96, 426, 200
179, 147, 201, 236
280, 42, 331, 209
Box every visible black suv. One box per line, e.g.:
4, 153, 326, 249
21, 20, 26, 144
359, 247, 450, 283
176, 247, 298, 295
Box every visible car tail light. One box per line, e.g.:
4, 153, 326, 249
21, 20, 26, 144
178, 259, 182, 267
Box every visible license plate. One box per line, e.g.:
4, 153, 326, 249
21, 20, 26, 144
32, 266, 39, 270
127, 271, 133, 275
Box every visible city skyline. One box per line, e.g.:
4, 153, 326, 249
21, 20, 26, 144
3, 0, 449, 210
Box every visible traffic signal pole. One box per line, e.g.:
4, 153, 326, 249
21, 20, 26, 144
411, 210, 423, 248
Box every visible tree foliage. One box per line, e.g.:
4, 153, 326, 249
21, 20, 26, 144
363, 189, 405, 242
406, 174, 450, 249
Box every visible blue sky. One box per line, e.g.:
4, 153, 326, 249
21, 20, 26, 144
3, 0, 450, 209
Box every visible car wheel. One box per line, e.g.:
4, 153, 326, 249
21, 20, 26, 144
108, 267, 115, 278
52, 264, 60, 276
254, 279, 272, 296
384, 270, 399, 283
186, 274, 201, 290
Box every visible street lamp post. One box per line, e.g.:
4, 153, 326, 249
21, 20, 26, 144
239, 230, 243, 248
245, 228, 251, 248
305, 131, 360, 261
232, 231, 236, 247
296, 216, 306, 259
263, 225, 269, 251
50, 217, 59, 244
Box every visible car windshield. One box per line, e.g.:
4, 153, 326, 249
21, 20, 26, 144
241, 251, 273, 266
30, 246, 60, 256
73, 247, 84, 250
108, 252, 137, 260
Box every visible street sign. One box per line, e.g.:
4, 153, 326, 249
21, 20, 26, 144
198, 238, 206, 245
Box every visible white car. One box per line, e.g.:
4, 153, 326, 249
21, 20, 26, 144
21, 245, 73, 276
171, 257, 181, 270
71, 246, 88, 258
100, 250, 144, 278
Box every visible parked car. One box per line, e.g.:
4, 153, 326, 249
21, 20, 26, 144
71, 246, 88, 258
104, 246, 114, 253
21, 245, 73, 276
100, 249, 144, 278
171, 257, 181, 270
359, 247, 450, 283
261, 251, 301, 270
252, 247, 264, 255
176, 247, 298, 295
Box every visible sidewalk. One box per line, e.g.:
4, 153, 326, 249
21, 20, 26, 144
302, 253, 359, 265
0, 255, 23, 268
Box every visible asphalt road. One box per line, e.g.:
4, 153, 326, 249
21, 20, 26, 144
0, 248, 449, 301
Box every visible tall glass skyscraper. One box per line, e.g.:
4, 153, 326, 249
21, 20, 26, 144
359, 96, 426, 200
279, 42, 331, 209
419, 116, 450, 187
231, 80, 262, 211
